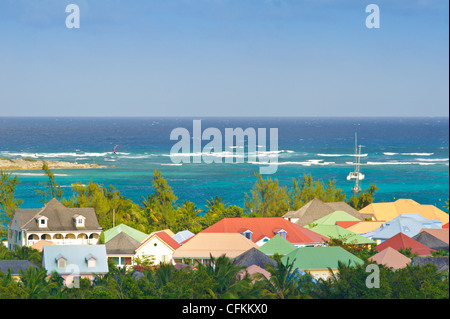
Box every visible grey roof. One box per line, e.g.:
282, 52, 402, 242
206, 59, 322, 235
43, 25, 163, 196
412, 256, 449, 273
172, 230, 195, 244
0, 260, 39, 275
131, 270, 145, 281
105, 232, 141, 255
234, 248, 277, 270
15, 198, 102, 232
412, 232, 449, 252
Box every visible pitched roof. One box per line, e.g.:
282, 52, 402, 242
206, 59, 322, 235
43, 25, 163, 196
172, 230, 195, 244
245, 265, 271, 281
201, 217, 327, 245
311, 211, 360, 226
137, 231, 181, 252
338, 221, 386, 234
282, 246, 364, 270
172, 233, 259, 259
30, 240, 56, 252
412, 256, 449, 273
376, 233, 436, 256
443, 223, 449, 229
369, 247, 411, 269
0, 260, 38, 275
362, 214, 442, 240
283, 199, 370, 226
234, 248, 277, 269
105, 232, 141, 255
417, 229, 449, 245
360, 199, 449, 224
14, 198, 101, 232
42, 244, 109, 275
336, 221, 360, 229
307, 225, 376, 245
103, 224, 148, 243
258, 234, 297, 256
412, 231, 449, 252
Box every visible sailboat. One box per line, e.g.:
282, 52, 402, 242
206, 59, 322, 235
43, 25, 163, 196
347, 133, 365, 193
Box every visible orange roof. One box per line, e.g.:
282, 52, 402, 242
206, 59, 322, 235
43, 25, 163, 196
337, 220, 386, 234
418, 228, 449, 245
30, 240, 55, 252
360, 199, 449, 224
369, 247, 411, 269
173, 233, 259, 259
376, 233, 436, 256
201, 217, 327, 245
336, 221, 360, 229
136, 230, 181, 251
443, 223, 449, 229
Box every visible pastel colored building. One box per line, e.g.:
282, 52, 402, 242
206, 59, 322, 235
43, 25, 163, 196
201, 217, 327, 247
281, 246, 364, 280
369, 247, 411, 270
8, 198, 102, 250
375, 233, 436, 256
258, 234, 297, 256
172, 233, 259, 265
134, 231, 181, 265
307, 224, 376, 245
42, 244, 109, 286
359, 199, 449, 224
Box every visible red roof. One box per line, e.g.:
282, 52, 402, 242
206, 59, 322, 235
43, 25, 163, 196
443, 223, 449, 229
201, 217, 328, 245
376, 233, 436, 256
137, 231, 181, 251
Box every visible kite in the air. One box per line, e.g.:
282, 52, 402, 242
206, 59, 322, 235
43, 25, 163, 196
113, 145, 120, 154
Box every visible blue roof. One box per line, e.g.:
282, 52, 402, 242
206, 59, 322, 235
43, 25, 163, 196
172, 230, 195, 244
42, 245, 109, 275
362, 214, 442, 240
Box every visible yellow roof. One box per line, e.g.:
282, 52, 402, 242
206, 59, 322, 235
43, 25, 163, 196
359, 199, 449, 224
347, 221, 385, 234
173, 233, 258, 259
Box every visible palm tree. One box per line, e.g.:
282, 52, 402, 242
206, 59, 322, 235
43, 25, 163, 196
18, 266, 57, 299
262, 255, 301, 299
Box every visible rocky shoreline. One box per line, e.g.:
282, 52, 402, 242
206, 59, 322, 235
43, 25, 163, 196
0, 158, 100, 171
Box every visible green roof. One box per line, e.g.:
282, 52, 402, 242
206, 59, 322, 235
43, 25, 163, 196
258, 235, 297, 256
104, 224, 148, 243
307, 225, 375, 245
306, 210, 360, 227
281, 246, 364, 270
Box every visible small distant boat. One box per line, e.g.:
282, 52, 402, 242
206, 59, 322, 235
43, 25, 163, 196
347, 133, 365, 193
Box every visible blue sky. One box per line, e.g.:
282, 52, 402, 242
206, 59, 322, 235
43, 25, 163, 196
0, 0, 448, 117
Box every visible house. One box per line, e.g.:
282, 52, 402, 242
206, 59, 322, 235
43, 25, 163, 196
362, 214, 442, 244
308, 211, 361, 226
172, 233, 259, 265
103, 223, 148, 244
281, 246, 364, 280
411, 256, 449, 273
0, 260, 39, 280
201, 217, 327, 247
416, 229, 449, 245
172, 230, 195, 244
30, 239, 56, 252
234, 247, 277, 270
359, 199, 449, 224
7, 198, 102, 250
105, 232, 141, 268
283, 198, 370, 226
238, 265, 272, 282
337, 221, 385, 234
443, 223, 449, 229
258, 234, 297, 256
134, 231, 181, 265
306, 224, 376, 245
42, 244, 109, 286
369, 247, 411, 270
375, 233, 436, 256
412, 231, 449, 252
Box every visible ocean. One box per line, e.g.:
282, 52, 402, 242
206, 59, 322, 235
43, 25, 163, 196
0, 117, 448, 213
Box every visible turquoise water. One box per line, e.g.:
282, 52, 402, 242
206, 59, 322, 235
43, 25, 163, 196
0, 117, 448, 212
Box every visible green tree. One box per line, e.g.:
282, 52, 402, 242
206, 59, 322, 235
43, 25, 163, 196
0, 171, 23, 238
35, 161, 64, 203
348, 184, 379, 210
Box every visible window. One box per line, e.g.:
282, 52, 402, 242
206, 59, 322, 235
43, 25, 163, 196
243, 231, 252, 240
87, 258, 96, 268
77, 219, 83, 224
277, 231, 287, 239
57, 258, 66, 269
111, 257, 120, 265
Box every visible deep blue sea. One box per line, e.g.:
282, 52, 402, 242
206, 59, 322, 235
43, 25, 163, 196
0, 117, 448, 214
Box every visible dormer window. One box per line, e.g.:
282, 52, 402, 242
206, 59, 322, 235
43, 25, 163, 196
37, 216, 48, 228
73, 215, 86, 227
273, 228, 287, 239
86, 255, 97, 268
239, 228, 253, 240
57, 257, 67, 269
